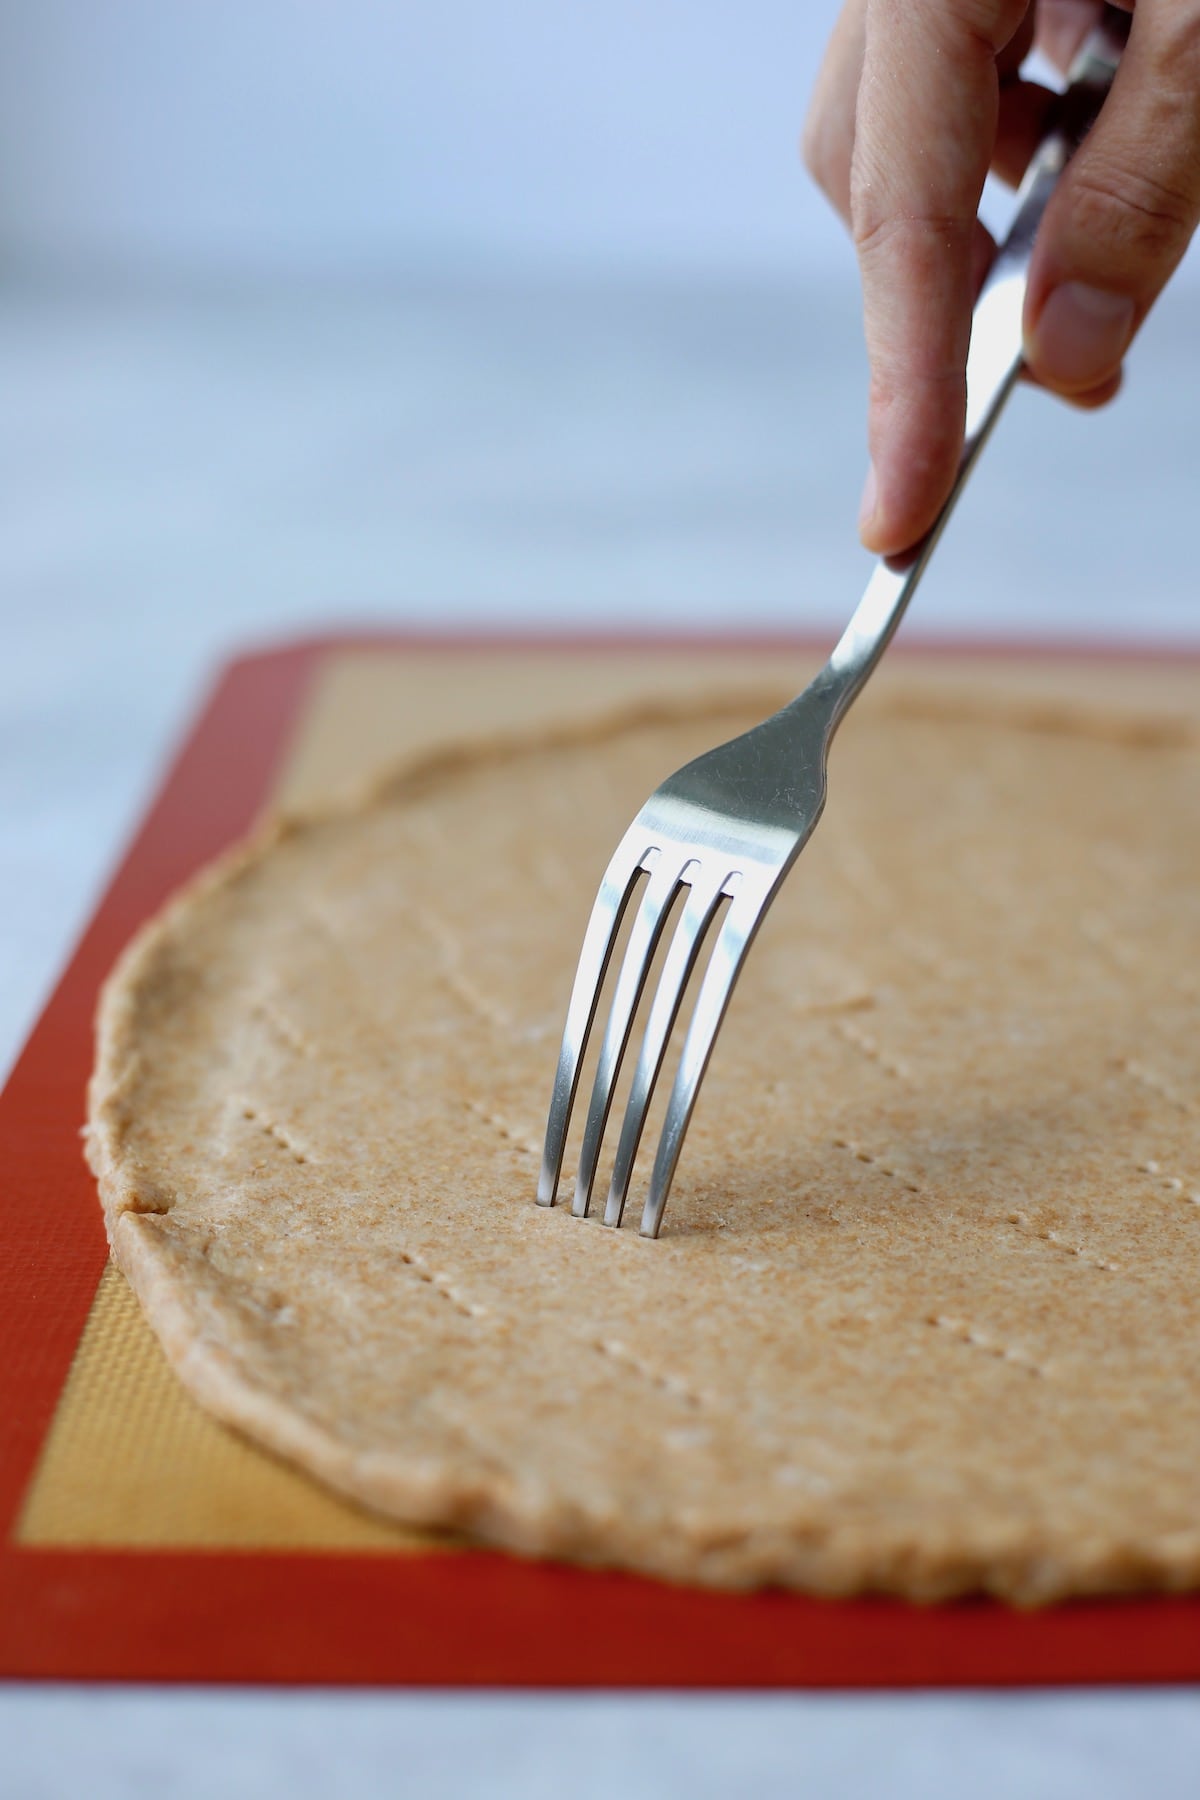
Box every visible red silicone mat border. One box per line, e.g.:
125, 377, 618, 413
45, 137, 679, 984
2, 631, 1199, 1687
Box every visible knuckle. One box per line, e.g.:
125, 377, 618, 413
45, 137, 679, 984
1066, 158, 1197, 269
907, 0, 1029, 56
851, 205, 974, 264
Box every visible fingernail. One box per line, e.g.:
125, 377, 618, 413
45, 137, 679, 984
1027, 282, 1134, 391
858, 462, 878, 537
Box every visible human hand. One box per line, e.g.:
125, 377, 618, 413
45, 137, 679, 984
803, 1, 1200, 556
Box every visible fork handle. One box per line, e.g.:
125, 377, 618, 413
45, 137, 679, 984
805, 5, 1129, 733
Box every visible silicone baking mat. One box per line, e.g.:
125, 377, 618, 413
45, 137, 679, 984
3, 633, 1200, 1685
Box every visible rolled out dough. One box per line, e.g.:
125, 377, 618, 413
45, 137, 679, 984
88, 682, 1200, 1602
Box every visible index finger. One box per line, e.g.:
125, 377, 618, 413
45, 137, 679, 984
853, 0, 1032, 554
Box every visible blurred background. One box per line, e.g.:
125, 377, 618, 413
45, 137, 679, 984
4, 11, 1200, 1788
2, 0, 1198, 1067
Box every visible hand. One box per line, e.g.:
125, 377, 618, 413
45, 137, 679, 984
803, 1, 1200, 556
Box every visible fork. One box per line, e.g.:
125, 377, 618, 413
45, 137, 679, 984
536, 12, 1127, 1239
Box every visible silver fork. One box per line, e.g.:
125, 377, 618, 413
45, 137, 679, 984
536, 13, 1126, 1239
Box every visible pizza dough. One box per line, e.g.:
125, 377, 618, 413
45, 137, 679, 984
87, 682, 1200, 1603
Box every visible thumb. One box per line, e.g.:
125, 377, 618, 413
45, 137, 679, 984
1024, 1, 1200, 397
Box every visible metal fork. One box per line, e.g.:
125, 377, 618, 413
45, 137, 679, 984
536, 13, 1126, 1238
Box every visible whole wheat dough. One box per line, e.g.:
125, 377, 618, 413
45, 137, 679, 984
87, 686, 1200, 1603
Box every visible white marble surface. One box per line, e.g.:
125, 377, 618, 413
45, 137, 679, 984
3, 269, 1198, 1794
5, 1689, 1200, 1800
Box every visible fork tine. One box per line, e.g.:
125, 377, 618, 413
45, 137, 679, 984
572, 855, 688, 1217
640, 879, 766, 1239
602, 868, 729, 1228
536, 833, 654, 1208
